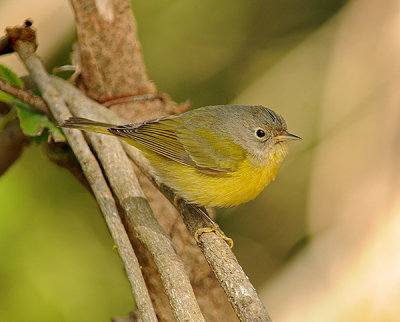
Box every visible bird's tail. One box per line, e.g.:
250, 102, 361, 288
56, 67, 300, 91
61, 117, 115, 135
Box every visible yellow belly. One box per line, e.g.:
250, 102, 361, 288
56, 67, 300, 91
149, 143, 289, 208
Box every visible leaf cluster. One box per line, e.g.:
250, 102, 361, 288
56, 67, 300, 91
0, 64, 64, 143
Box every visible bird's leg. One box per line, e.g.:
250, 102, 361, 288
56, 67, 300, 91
173, 194, 181, 207
173, 196, 233, 247
192, 205, 234, 248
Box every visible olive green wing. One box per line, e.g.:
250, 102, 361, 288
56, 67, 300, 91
108, 117, 195, 166
108, 116, 245, 174
175, 119, 245, 174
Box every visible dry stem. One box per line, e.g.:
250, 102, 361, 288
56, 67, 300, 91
0, 78, 49, 115
12, 38, 158, 321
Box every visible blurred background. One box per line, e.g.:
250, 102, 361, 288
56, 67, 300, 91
1, 0, 400, 321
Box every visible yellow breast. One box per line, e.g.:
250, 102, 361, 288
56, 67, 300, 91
151, 143, 289, 208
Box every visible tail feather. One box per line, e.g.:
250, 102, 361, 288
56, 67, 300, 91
61, 117, 116, 135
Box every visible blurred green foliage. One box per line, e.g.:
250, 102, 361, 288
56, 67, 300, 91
1, 0, 346, 320
132, 0, 346, 106
0, 147, 133, 321
0, 63, 65, 149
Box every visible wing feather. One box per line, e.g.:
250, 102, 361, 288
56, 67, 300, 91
108, 114, 245, 174
109, 117, 196, 167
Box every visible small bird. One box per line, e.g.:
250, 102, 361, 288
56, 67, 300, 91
62, 105, 300, 245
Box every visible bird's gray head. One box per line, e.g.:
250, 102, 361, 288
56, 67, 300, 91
220, 105, 300, 162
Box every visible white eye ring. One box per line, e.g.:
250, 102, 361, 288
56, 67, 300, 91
255, 128, 266, 139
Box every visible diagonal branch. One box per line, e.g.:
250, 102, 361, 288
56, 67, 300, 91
0, 78, 49, 115
11, 36, 158, 322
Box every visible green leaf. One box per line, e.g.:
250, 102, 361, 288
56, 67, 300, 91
0, 64, 25, 105
28, 128, 50, 144
0, 107, 18, 132
0, 90, 23, 105
0, 64, 65, 142
0, 64, 24, 88
16, 106, 66, 142
17, 106, 48, 136
0, 90, 15, 103
47, 120, 66, 141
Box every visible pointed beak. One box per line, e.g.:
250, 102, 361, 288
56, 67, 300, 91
273, 131, 302, 142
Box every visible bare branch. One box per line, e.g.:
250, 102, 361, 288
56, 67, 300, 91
11, 33, 157, 322
0, 78, 50, 115
177, 199, 272, 322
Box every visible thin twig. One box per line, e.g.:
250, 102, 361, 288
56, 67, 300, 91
99, 93, 164, 107
52, 76, 272, 322
12, 36, 158, 321
0, 78, 50, 115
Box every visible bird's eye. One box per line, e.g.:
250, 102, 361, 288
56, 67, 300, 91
255, 128, 266, 138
